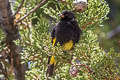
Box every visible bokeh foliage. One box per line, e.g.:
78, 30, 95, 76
1, 0, 120, 80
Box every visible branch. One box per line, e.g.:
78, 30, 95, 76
13, 0, 25, 16
75, 64, 92, 73
0, 0, 25, 79
82, 17, 97, 29
16, 0, 48, 23
0, 56, 9, 79
68, 61, 92, 73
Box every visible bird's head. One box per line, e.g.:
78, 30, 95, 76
59, 10, 75, 21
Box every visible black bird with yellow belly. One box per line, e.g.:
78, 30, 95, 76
46, 10, 82, 77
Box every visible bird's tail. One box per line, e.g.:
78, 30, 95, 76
46, 56, 56, 77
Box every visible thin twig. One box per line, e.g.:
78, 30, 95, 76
68, 61, 92, 73
14, 0, 25, 16
1, 55, 9, 79
16, 0, 48, 23
76, 64, 92, 73
81, 17, 97, 29
0, 56, 4, 60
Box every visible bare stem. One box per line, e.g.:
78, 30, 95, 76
16, 0, 48, 23
14, 0, 25, 16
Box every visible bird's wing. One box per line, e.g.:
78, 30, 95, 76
46, 27, 56, 77
51, 26, 56, 46
51, 26, 56, 39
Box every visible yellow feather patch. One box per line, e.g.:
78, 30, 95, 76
63, 40, 73, 51
52, 38, 56, 46
50, 56, 56, 64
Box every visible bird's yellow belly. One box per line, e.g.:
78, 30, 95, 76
62, 40, 73, 51
53, 38, 73, 51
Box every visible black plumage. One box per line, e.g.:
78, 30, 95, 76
46, 10, 82, 77
51, 10, 82, 46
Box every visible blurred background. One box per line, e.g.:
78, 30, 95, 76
98, 0, 120, 52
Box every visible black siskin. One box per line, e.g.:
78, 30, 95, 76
46, 10, 82, 77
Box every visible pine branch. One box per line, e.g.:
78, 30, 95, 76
13, 0, 25, 16
16, 0, 49, 23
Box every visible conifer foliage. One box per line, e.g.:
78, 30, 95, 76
0, 0, 120, 80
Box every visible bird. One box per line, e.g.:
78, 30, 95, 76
46, 10, 82, 77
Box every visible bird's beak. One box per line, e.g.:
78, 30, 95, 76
59, 14, 64, 18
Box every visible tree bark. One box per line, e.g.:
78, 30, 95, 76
0, 0, 25, 80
